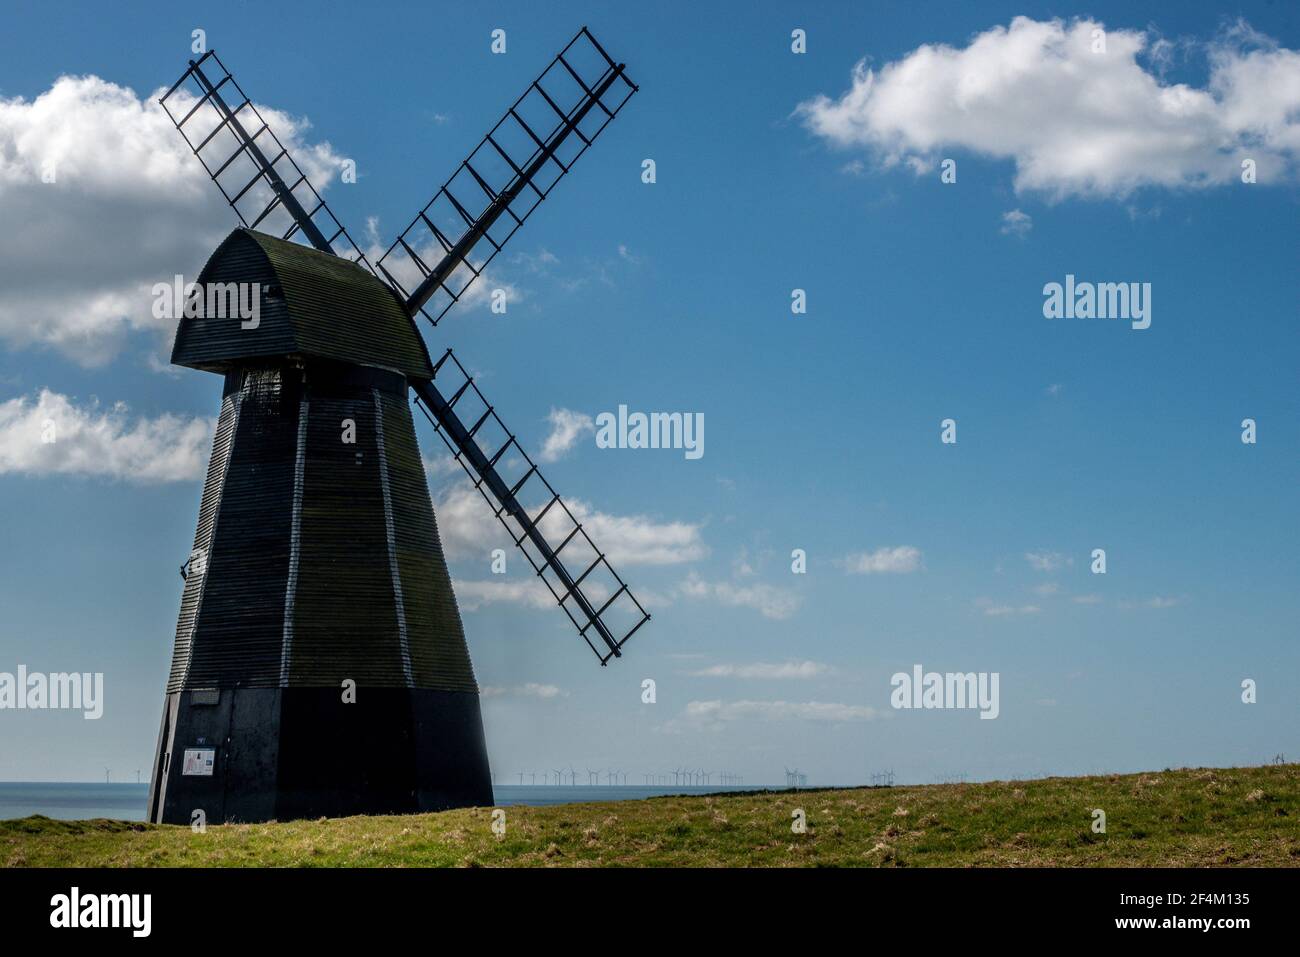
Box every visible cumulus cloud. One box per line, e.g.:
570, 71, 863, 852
1025, 550, 1069, 572
433, 479, 706, 566
678, 575, 800, 620
796, 17, 1300, 199
453, 578, 556, 612
844, 545, 923, 574
687, 660, 831, 679
422, 453, 460, 478
0, 74, 347, 365
0, 389, 212, 482
1001, 209, 1033, 236
538, 407, 594, 462
683, 699, 876, 723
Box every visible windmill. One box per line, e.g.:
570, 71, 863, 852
145, 27, 647, 825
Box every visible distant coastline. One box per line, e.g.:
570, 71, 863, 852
0, 782, 766, 821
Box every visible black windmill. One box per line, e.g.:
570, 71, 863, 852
147, 28, 647, 825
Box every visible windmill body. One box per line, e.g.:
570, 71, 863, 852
147, 27, 645, 825
148, 230, 491, 823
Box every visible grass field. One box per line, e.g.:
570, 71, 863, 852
3, 763, 1296, 867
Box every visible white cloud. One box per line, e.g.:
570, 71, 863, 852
687, 660, 831, 679
844, 545, 923, 574
1025, 550, 1069, 572
453, 578, 556, 612
538, 407, 594, 462
433, 480, 705, 566
797, 17, 1300, 199
1001, 209, 1033, 236
732, 555, 756, 578
678, 575, 800, 620
976, 598, 1041, 617
511, 248, 559, 275
480, 682, 568, 699
422, 453, 459, 478
0, 389, 212, 482
0, 74, 346, 365
683, 699, 876, 723
1145, 596, 1180, 609
1033, 582, 1061, 596
1072, 594, 1104, 605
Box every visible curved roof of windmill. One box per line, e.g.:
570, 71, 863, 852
171, 228, 434, 379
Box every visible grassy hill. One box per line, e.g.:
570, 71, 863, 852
3, 763, 1296, 867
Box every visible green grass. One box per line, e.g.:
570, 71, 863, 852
4, 764, 1296, 867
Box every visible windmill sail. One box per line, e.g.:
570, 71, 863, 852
159, 31, 649, 667
414, 351, 650, 665
150, 25, 646, 827
159, 50, 373, 266
376, 26, 638, 324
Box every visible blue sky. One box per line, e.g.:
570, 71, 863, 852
0, 0, 1296, 786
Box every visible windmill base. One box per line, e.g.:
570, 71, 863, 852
147, 687, 493, 825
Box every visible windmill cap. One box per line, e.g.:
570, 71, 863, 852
171, 228, 434, 379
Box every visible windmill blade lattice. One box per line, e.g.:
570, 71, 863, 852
376, 26, 638, 325
159, 50, 373, 267
414, 350, 650, 665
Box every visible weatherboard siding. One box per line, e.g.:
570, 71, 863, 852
162, 362, 478, 694
183, 368, 297, 690
379, 388, 478, 693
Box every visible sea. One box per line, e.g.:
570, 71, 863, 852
0, 782, 771, 821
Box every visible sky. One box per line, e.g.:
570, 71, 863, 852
0, 0, 1296, 787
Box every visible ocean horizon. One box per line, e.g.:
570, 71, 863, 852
0, 781, 781, 821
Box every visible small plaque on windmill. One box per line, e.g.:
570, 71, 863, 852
182, 748, 216, 776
